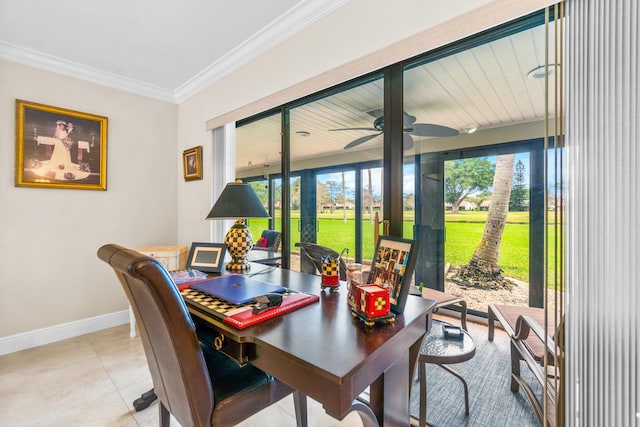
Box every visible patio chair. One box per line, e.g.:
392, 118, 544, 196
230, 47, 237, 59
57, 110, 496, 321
252, 229, 281, 252
488, 304, 558, 359
488, 304, 563, 426
421, 287, 468, 330
511, 314, 563, 426
296, 242, 347, 281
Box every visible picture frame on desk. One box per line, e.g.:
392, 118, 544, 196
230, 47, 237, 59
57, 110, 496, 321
182, 146, 202, 181
15, 99, 108, 190
366, 235, 418, 314
186, 242, 226, 273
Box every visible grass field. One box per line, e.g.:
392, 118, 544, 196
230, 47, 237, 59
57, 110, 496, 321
249, 210, 542, 282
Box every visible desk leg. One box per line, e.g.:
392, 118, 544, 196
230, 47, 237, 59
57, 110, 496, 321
129, 305, 137, 339
419, 361, 427, 427
369, 351, 411, 426
409, 338, 422, 386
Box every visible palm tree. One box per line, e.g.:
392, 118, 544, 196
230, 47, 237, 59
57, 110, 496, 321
456, 154, 515, 286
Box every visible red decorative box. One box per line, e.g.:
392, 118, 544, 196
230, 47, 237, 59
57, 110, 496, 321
348, 284, 390, 318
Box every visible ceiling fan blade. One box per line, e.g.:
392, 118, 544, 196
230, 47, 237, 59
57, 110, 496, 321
368, 110, 415, 126
403, 112, 417, 126
344, 133, 381, 149
329, 127, 378, 132
410, 123, 459, 137
403, 133, 414, 150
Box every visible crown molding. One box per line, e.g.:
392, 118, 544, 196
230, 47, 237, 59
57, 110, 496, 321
0, 0, 349, 104
174, 0, 349, 103
0, 41, 177, 102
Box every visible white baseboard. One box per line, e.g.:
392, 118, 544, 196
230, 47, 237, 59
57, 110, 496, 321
0, 310, 130, 356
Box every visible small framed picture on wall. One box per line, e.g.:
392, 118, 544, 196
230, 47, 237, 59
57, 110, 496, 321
183, 146, 202, 181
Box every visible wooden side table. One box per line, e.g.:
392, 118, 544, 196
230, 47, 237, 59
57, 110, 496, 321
417, 320, 476, 427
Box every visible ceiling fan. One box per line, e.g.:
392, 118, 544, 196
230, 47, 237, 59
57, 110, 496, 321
330, 112, 459, 150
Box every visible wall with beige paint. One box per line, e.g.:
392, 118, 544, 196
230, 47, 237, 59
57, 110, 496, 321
0, 60, 178, 338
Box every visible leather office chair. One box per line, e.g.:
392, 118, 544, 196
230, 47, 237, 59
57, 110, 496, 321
98, 244, 307, 427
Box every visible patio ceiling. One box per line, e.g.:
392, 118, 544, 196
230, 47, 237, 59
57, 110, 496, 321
237, 21, 557, 176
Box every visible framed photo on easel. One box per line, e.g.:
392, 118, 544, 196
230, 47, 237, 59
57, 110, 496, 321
366, 235, 419, 314
186, 242, 226, 273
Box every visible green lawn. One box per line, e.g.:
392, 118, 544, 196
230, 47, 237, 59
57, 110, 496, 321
445, 210, 530, 224
249, 210, 546, 282
444, 222, 529, 280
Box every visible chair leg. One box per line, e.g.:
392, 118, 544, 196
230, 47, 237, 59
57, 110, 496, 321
488, 306, 496, 341
159, 402, 170, 427
293, 391, 308, 427
438, 364, 470, 416
510, 339, 521, 392
459, 300, 468, 331
133, 388, 157, 411
351, 399, 380, 427
511, 374, 545, 426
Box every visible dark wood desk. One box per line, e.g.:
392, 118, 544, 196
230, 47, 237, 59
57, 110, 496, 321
187, 263, 436, 426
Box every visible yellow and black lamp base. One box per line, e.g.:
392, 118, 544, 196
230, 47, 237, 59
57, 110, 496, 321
224, 219, 253, 271
226, 257, 251, 271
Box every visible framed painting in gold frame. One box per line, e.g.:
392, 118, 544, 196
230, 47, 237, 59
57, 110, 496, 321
15, 100, 108, 190
183, 146, 203, 181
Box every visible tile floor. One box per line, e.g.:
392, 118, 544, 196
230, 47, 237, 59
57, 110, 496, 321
1, 312, 485, 426
0, 324, 364, 427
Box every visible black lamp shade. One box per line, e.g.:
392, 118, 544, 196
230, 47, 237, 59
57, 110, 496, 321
206, 182, 270, 219
206, 181, 270, 271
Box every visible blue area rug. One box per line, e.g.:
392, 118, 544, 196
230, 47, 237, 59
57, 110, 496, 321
410, 321, 542, 426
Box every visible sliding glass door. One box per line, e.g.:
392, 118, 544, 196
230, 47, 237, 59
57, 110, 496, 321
402, 15, 557, 314
234, 6, 564, 421
287, 77, 384, 267
412, 142, 545, 314
235, 112, 282, 254
234, 10, 562, 315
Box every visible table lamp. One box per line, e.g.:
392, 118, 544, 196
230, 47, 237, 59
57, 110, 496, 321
206, 180, 270, 271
